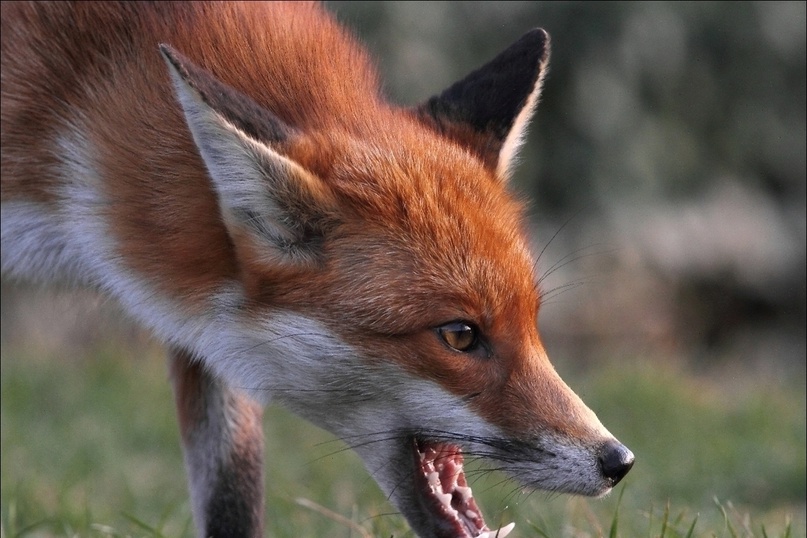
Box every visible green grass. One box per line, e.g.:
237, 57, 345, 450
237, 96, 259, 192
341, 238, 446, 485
1, 343, 804, 537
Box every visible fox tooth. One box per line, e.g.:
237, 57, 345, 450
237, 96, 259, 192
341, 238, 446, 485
478, 522, 515, 538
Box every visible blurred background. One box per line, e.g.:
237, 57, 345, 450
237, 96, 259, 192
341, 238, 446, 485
2, 2, 804, 536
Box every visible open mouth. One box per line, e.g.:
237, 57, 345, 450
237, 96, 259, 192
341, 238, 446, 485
412, 437, 515, 538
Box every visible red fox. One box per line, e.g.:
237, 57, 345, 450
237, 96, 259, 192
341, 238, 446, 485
1, 2, 633, 537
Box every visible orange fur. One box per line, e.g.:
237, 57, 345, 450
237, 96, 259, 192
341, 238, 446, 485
2, 3, 633, 537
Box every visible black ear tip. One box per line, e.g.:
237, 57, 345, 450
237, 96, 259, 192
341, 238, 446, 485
159, 43, 181, 67
529, 28, 550, 42
159, 44, 194, 83
523, 28, 551, 60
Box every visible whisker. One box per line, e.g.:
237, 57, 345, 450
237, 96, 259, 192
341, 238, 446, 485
314, 433, 409, 461
538, 280, 588, 306
242, 331, 337, 354
535, 243, 615, 288
358, 510, 404, 526
533, 205, 589, 267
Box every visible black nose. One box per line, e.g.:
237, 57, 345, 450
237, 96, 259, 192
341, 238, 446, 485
598, 440, 634, 486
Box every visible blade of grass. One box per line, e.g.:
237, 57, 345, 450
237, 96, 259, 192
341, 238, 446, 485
713, 497, 738, 538
89, 523, 124, 537
783, 516, 792, 538
684, 513, 699, 538
295, 497, 372, 538
659, 501, 670, 538
608, 485, 626, 538
8, 518, 55, 537
122, 512, 168, 538
525, 520, 553, 538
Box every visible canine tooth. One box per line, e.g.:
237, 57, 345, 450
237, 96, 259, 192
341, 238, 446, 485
465, 510, 477, 520
477, 522, 515, 538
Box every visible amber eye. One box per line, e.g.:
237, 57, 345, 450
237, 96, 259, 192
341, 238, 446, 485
437, 321, 479, 352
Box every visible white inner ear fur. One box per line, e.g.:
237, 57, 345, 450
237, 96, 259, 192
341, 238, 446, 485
496, 69, 547, 181
161, 51, 321, 260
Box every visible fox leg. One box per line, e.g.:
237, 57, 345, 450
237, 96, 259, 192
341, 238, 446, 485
169, 347, 265, 538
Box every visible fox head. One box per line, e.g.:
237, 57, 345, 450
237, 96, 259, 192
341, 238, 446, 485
161, 28, 633, 538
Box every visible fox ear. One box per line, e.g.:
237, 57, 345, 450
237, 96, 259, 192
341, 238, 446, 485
414, 29, 550, 181
160, 44, 335, 266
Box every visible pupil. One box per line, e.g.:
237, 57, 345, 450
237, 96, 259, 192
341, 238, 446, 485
437, 322, 479, 352
444, 323, 474, 350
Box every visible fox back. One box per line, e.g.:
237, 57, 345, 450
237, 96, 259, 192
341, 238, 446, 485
1, 2, 633, 537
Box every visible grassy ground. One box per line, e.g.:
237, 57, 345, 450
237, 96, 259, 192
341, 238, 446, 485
1, 339, 804, 537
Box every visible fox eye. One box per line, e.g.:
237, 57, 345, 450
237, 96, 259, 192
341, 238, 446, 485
437, 321, 479, 352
